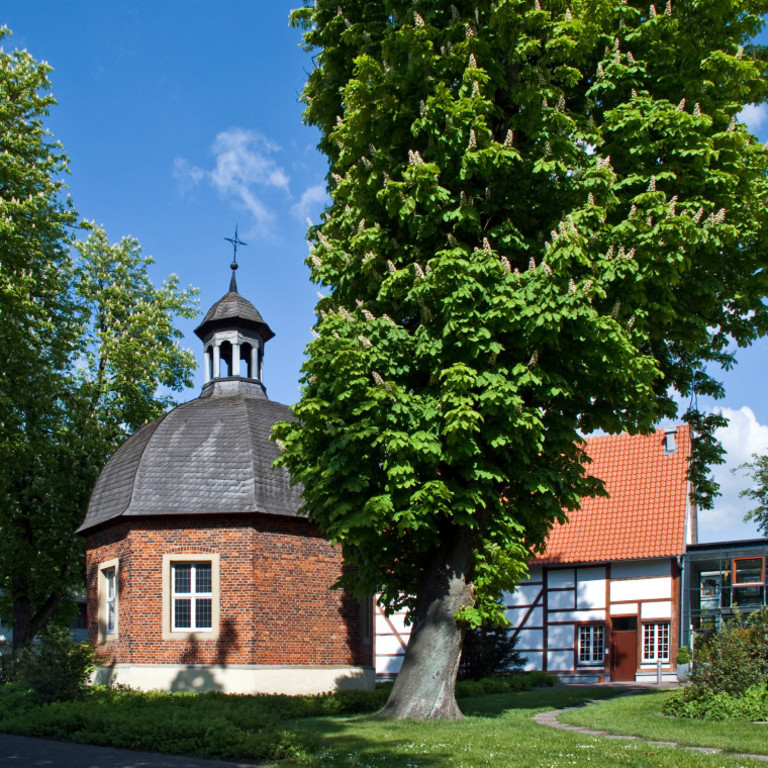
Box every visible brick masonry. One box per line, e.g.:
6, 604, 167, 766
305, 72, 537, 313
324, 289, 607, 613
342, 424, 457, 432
85, 514, 372, 668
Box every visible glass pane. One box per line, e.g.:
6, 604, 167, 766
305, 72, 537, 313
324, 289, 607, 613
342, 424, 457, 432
734, 558, 763, 585
734, 585, 763, 605
107, 602, 115, 633
174, 598, 191, 628
195, 599, 212, 629
594, 626, 604, 660
174, 565, 191, 594
106, 569, 115, 599
195, 564, 212, 595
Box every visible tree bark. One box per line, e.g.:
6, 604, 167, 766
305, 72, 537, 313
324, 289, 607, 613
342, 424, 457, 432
377, 528, 475, 720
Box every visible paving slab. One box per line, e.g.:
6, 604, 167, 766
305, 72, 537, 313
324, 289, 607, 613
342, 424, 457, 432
0, 733, 266, 768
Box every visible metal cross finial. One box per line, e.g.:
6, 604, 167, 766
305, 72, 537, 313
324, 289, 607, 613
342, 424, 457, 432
225, 225, 247, 292
225, 224, 247, 269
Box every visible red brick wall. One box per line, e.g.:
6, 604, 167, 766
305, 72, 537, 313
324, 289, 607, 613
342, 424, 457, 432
85, 515, 372, 668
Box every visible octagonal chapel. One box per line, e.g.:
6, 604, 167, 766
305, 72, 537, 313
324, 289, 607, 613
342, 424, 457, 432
78, 259, 374, 694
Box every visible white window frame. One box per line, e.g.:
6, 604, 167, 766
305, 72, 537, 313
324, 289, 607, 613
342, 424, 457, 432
577, 624, 604, 665
162, 553, 220, 640
642, 621, 670, 663
97, 558, 119, 642
172, 562, 213, 631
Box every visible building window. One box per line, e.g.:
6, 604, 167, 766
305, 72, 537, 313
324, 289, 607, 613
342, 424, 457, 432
578, 624, 604, 664
97, 558, 119, 642
162, 553, 220, 640
642, 622, 670, 662
732, 557, 765, 606
172, 563, 212, 631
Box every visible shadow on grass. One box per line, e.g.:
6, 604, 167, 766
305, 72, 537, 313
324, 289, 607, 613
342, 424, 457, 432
458, 685, 632, 717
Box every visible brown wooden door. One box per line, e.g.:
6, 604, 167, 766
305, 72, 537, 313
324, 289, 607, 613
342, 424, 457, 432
611, 629, 637, 681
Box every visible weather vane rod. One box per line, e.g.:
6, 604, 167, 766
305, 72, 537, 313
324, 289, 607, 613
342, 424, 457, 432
225, 224, 247, 292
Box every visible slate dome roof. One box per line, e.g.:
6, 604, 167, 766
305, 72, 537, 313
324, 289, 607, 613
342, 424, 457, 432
77, 387, 302, 533
194, 290, 275, 341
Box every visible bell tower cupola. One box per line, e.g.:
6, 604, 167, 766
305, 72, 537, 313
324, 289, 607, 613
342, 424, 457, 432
193, 226, 274, 398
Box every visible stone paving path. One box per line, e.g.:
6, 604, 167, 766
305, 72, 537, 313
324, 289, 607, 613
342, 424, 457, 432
532, 689, 768, 764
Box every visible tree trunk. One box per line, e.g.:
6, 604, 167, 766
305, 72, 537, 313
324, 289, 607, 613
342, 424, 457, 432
377, 528, 474, 720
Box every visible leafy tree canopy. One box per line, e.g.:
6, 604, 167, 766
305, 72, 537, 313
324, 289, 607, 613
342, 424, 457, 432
0, 28, 198, 650
737, 453, 768, 535
277, 0, 768, 718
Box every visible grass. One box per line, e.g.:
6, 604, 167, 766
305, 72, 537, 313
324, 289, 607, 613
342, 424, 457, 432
281, 688, 765, 768
1, 683, 766, 767
559, 690, 768, 759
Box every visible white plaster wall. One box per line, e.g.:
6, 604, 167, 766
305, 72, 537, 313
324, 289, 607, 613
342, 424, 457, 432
506, 606, 543, 628
640, 601, 672, 619
548, 609, 606, 623
93, 665, 375, 695
548, 569, 576, 589
375, 610, 411, 635
514, 628, 544, 651
504, 583, 543, 607
611, 602, 638, 615
548, 590, 576, 611
375, 634, 408, 656
610, 576, 671, 602
523, 651, 544, 671
576, 568, 606, 609
376, 656, 404, 676
547, 650, 573, 670
547, 623, 575, 648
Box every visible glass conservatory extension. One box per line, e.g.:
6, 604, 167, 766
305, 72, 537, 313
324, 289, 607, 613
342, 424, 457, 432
681, 538, 768, 646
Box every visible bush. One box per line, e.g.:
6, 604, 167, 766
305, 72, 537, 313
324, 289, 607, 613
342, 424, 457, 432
664, 682, 768, 721
458, 625, 526, 680
691, 608, 768, 697
676, 645, 691, 664
664, 607, 768, 720
12, 626, 96, 703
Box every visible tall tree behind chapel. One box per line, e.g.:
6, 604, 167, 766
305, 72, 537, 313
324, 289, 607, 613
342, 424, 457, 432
0, 29, 198, 651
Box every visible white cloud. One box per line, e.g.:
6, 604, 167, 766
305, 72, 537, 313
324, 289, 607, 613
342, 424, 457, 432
290, 184, 328, 223
698, 406, 768, 541
172, 157, 205, 196
173, 128, 290, 232
739, 103, 768, 135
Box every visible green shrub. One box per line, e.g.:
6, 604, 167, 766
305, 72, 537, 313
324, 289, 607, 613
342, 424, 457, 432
665, 608, 768, 721
458, 625, 526, 680
12, 626, 96, 703
691, 608, 768, 697
676, 645, 691, 664
664, 682, 768, 721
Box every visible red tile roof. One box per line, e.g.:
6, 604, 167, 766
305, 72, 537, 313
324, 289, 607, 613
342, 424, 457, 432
536, 426, 691, 564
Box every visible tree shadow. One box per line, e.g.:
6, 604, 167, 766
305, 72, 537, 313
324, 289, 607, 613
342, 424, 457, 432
168, 618, 238, 693
457, 685, 642, 717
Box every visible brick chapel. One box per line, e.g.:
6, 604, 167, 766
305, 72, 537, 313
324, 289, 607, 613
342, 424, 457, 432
77, 258, 374, 694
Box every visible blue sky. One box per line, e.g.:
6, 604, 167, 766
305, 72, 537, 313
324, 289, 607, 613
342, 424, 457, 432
3, 2, 768, 542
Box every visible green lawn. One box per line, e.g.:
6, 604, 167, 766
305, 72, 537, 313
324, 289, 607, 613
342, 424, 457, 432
280, 689, 765, 767
559, 689, 768, 758
1, 684, 766, 767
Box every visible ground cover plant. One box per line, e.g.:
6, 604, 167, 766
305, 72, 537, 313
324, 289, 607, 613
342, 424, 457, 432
0, 673, 551, 764
2, 682, 767, 766
559, 690, 768, 757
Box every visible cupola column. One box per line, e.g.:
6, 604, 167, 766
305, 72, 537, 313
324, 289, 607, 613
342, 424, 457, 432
204, 348, 212, 383
232, 341, 241, 377
251, 345, 259, 382
213, 344, 221, 379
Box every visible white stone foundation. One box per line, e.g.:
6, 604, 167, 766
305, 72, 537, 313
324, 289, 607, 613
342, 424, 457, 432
92, 664, 376, 695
